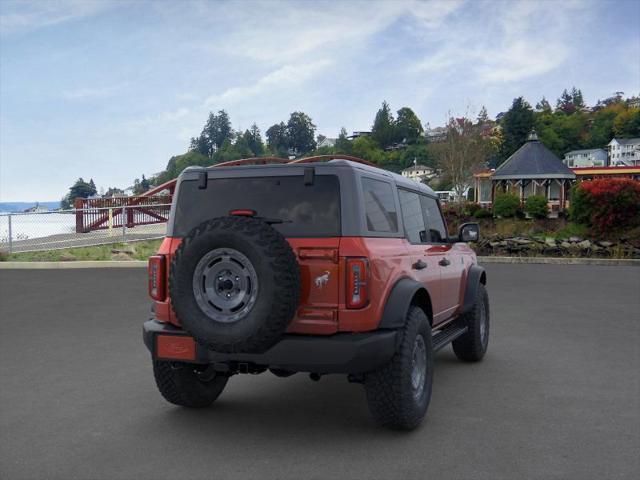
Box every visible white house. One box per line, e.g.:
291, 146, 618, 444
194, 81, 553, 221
608, 138, 640, 166
563, 148, 608, 168
317, 137, 336, 148
401, 163, 437, 183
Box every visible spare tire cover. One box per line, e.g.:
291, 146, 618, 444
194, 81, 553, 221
169, 216, 301, 353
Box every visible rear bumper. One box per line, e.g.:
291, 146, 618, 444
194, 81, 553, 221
143, 319, 397, 374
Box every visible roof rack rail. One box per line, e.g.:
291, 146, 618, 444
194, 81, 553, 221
137, 155, 375, 198
212, 157, 289, 168
288, 155, 375, 167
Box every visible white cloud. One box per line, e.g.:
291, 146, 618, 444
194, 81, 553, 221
205, 60, 333, 105
0, 0, 116, 35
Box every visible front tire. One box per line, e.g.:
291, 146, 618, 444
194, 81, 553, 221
452, 283, 489, 362
153, 361, 228, 408
364, 306, 433, 430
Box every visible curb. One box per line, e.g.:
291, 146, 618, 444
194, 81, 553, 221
1, 257, 639, 269
477, 256, 640, 266
0, 261, 147, 269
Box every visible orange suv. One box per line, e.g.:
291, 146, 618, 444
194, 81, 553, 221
143, 156, 489, 430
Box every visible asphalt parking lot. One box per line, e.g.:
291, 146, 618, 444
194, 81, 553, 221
1, 265, 639, 480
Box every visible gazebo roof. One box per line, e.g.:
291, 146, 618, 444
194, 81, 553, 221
492, 131, 576, 180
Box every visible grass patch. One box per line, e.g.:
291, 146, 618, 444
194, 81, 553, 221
2, 239, 162, 262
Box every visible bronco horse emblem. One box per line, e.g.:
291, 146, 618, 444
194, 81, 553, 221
314, 271, 331, 288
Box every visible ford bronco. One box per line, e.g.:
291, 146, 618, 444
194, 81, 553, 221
143, 156, 489, 430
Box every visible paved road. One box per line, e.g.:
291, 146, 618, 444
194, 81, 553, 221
1, 265, 639, 480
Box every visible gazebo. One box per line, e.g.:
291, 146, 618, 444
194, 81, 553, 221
474, 131, 576, 216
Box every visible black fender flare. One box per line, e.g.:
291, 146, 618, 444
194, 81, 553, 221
378, 278, 433, 329
461, 265, 487, 314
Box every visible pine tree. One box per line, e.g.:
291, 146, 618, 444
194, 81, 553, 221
371, 101, 395, 148
535, 97, 552, 113
499, 97, 535, 164
335, 127, 352, 153
477, 106, 489, 124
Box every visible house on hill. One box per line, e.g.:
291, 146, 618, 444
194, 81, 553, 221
563, 148, 608, 168
473, 130, 576, 216
608, 138, 640, 166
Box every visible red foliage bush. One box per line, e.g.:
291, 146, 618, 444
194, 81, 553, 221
570, 179, 640, 234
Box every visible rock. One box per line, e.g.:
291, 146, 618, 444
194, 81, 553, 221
489, 242, 502, 248
569, 236, 582, 243
513, 238, 533, 245
112, 248, 135, 255
59, 252, 76, 261
111, 252, 134, 261
597, 241, 614, 248
545, 237, 556, 246
577, 240, 591, 249
560, 242, 572, 249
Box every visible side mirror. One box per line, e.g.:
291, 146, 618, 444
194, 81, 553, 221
459, 223, 479, 243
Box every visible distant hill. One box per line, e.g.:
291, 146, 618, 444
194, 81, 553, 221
0, 201, 61, 213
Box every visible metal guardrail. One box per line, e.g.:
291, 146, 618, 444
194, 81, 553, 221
0, 204, 171, 254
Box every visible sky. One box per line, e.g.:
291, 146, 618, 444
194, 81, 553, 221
0, 0, 639, 202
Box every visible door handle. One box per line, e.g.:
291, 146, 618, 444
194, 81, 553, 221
439, 258, 451, 267
412, 259, 427, 270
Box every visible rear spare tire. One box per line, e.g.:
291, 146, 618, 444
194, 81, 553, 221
169, 216, 300, 353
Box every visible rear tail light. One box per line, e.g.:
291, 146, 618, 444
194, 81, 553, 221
148, 255, 166, 301
346, 257, 369, 309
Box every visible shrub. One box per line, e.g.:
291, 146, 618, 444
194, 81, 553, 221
462, 202, 482, 217
474, 208, 493, 219
570, 179, 640, 234
524, 195, 549, 219
493, 193, 521, 218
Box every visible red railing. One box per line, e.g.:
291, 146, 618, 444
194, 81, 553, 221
74, 156, 371, 233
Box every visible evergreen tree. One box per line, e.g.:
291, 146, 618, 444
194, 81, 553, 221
395, 107, 424, 144
335, 127, 352, 153
243, 123, 264, 156
371, 101, 395, 148
571, 87, 585, 110
477, 106, 490, 124
200, 110, 233, 155
556, 89, 576, 114
535, 97, 552, 113
499, 97, 535, 164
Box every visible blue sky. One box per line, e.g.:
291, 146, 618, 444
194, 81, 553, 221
1, 0, 639, 202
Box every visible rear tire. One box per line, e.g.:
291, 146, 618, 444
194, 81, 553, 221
364, 306, 433, 430
452, 283, 489, 362
152, 361, 228, 408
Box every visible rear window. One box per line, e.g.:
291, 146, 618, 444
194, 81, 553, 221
173, 175, 341, 237
361, 177, 398, 233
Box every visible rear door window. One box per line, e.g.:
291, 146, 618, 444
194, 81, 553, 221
399, 190, 427, 243
361, 177, 398, 233
173, 175, 340, 237
420, 196, 448, 243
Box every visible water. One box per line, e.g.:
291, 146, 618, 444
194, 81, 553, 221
0, 213, 75, 243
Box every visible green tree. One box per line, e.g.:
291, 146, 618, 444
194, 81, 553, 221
243, 123, 265, 156
613, 109, 640, 137
556, 89, 575, 114
286, 111, 316, 155
266, 122, 289, 155
535, 96, 552, 113
335, 127, 352, 154
477, 106, 490, 124
371, 101, 395, 148
395, 107, 423, 144
499, 97, 535, 164
571, 87, 585, 110
200, 110, 233, 155
62, 178, 98, 208
351, 136, 385, 163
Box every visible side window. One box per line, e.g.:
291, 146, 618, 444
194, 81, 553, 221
420, 195, 448, 243
399, 190, 427, 243
361, 178, 398, 233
